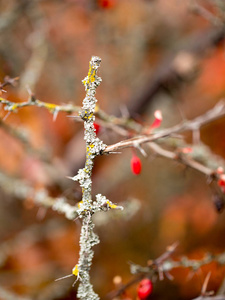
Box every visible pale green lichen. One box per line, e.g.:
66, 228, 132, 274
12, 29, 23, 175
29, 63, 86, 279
75, 57, 106, 300
52, 198, 78, 220
68, 57, 122, 300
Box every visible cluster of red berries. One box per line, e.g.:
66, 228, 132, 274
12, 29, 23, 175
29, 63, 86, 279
137, 278, 153, 299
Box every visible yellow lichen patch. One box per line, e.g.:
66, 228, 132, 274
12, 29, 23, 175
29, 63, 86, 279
106, 200, 118, 209
86, 147, 92, 157
9, 104, 18, 111
47, 103, 57, 109
72, 264, 79, 276
44, 102, 58, 113
84, 62, 97, 88
78, 201, 83, 208
90, 70, 96, 83
88, 113, 93, 119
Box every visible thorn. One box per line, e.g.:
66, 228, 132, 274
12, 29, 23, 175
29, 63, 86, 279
53, 108, 59, 122
166, 241, 179, 252
119, 104, 130, 119
72, 277, 79, 287
3, 111, 11, 121
158, 265, 164, 281
165, 271, 174, 281
67, 115, 80, 118
108, 151, 122, 154
201, 272, 211, 295
133, 141, 147, 157
26, 85, 32, 96
66, 176, 76, 181
55, 274, 74, 281
192, 128, 200, 144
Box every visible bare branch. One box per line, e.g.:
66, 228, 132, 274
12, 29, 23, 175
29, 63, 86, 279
104, 101, 225, 153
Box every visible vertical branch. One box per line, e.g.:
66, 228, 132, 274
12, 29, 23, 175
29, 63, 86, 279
69, 57, 122, 299
69, 57, 104, 300
77, 56, 104, 300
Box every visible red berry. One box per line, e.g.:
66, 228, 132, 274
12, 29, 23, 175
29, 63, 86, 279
218, 179, 225, 187
146, 110, 162, 134
151, 110, 162, 129
94, 122, 100, 135
131, 155, 142, 175
137, 279, 153, 299
98, 0, 116, 9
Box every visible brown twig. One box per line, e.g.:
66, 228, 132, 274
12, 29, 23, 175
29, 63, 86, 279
104, 101, 225, 153
105, 246, 225, 300
148, 143, 214, 177
0, 94, 225, 192
105, 243, 179, 299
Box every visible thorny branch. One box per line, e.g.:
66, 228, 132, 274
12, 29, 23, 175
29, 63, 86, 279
104, 101, 225, 153
1, 79, 225, 210
67, 56, 122, 300
1, 59, 225, 299
130, 251, 225, 278
148, 142, 216, 177
0, 94, 139, 132
0, 95, 80, 116
106, 243, 225, 300
1, 85, 225, 177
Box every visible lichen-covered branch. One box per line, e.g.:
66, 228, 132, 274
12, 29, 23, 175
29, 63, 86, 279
1, 80, 225, 213
68, 56, 122, 300
0, 93, 140, 132
73, 56, 104, 300
1, 59, 225, 299
1, 75, 225, 214
0, 95, 80, 116
130, 251, 225, 277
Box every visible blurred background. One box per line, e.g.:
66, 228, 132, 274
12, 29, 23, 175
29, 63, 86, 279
0, 0, 225, 299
